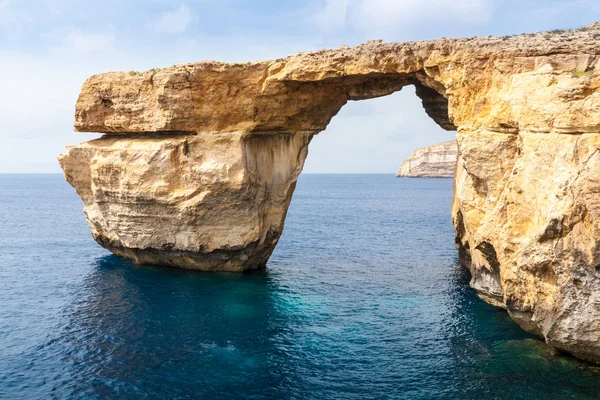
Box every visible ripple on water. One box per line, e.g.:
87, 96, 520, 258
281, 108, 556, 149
1, 174, 600, 399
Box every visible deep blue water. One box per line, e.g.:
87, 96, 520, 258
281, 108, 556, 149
1, 174, 600, 400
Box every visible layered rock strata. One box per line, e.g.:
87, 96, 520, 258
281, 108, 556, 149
60, 23, 600, 362
397, 140, 457, 177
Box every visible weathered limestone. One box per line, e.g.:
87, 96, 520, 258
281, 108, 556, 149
397, 140, 457, 177
59, 132, 311, 271
60, 23, 600, 362
453, 130, 600, 362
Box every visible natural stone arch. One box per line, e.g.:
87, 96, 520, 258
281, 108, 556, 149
60, 23, 600, 363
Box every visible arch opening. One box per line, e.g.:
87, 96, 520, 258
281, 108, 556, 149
302, 82, 456, 174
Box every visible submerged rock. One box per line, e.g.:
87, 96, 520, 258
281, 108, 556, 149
397, 140, 457, 178
60, 23, 600, 362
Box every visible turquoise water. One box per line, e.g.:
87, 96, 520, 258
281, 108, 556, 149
1, 174, 600, 399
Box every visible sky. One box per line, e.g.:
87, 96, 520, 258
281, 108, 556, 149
1, 0, 599, 173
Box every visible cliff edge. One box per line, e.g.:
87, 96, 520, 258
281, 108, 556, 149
397, 140, 457, 177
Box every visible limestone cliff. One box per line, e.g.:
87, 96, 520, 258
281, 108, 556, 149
60, 23, 600, 362
397, 140, 457, 177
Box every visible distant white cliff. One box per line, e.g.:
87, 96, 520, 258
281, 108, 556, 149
396, 140, 457, 178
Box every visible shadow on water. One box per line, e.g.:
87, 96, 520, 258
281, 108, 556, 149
56, 255, 301, 399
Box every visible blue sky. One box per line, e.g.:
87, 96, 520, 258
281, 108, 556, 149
1, 0, 599, 173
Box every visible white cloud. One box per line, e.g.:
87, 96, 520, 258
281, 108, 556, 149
152, 4, 192, 34
356, 0, 491, 27
312, 0, 352, 32
63, 31, 115, 53
311, 0, 492, 34
527, 0, 600, 21
0, 0, 19, 30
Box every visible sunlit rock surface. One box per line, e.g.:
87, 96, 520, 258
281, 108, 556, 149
60, 23, 600, 362
397, 140, 457, 178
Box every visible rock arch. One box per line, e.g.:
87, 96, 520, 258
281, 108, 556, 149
60, 24, 600, 362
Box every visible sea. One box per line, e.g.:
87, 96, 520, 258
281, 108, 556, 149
1, 174, 600, 400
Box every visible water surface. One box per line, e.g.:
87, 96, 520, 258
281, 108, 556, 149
1, 174, 599, 399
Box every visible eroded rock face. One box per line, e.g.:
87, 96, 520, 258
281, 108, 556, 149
397, 140, 457, 177
59, 132, 311, 271
454, 130, 600, 362
60, 23, 600, 362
